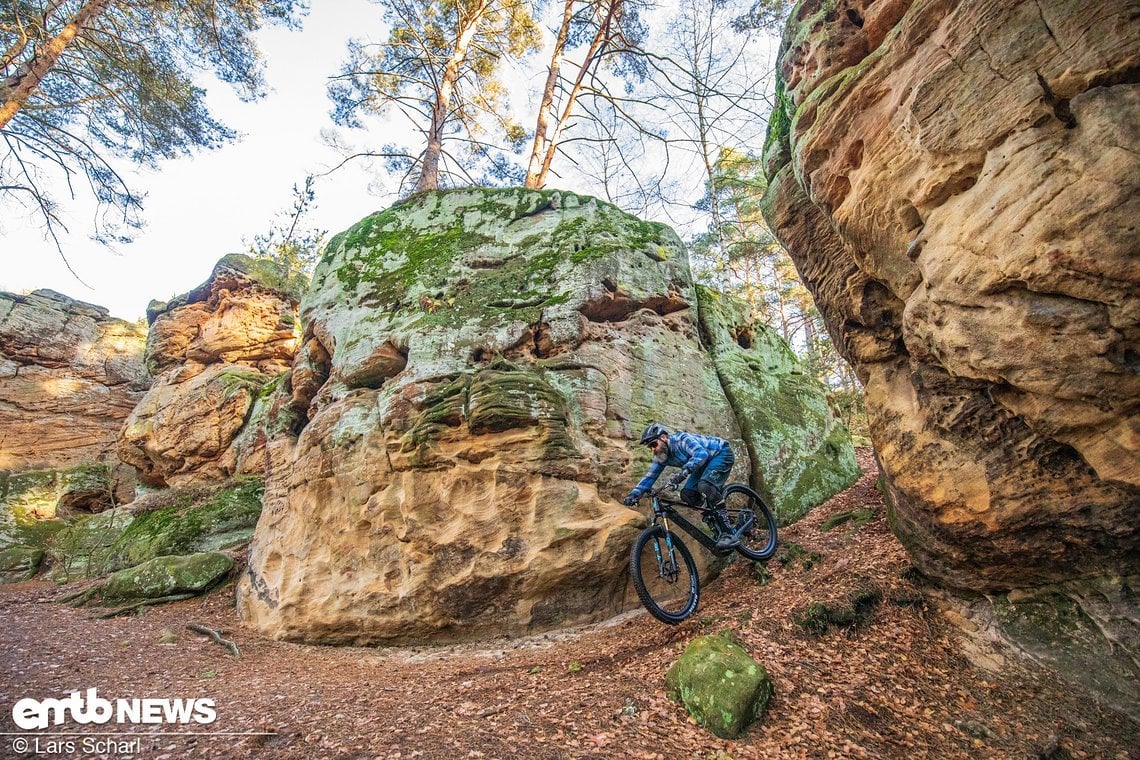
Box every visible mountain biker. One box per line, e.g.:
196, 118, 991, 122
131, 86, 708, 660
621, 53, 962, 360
622, 423, 739, 550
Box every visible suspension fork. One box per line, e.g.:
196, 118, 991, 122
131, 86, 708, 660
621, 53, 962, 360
651, 499, 679, 573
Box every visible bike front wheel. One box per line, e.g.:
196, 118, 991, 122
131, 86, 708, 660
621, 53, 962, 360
724, 484, 778, 561
630, 525, 700, 624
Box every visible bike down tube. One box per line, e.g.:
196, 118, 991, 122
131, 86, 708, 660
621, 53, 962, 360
661, 503, 727, 555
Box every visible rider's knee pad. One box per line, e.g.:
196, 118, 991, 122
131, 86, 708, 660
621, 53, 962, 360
680, 487, 702, 507
696, 480, 723, 505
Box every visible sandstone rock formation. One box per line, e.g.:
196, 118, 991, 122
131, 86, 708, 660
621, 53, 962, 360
118, 255, 304, 486
239, 188, 858, 644
0, 290, 148, 471
761, 0, 1139, 593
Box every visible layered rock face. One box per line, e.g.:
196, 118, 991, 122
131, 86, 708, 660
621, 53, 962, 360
239, 188, 858, 644
0, 290, 148, 471
762, 0, 1139, 593
117, 255, 304, 486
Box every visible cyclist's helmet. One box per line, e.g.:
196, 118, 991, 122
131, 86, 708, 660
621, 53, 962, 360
639, 422, 669, 446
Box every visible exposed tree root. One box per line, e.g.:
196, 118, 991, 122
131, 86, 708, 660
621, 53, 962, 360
187, 623, 241, 658
97, 594, 196, 618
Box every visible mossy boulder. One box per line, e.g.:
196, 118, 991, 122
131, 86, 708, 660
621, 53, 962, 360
92, 552, 234, 603
665, 632, 774, 739
697, 286, 859, 523
0, 545, 45, 583
102, 478, 263, 569
0, 465, 114, 551
241, 188, 857, 644
46, 478, 263, 582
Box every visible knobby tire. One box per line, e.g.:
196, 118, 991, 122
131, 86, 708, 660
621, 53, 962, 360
725, 484, 778, 561
630, 524, 700, 624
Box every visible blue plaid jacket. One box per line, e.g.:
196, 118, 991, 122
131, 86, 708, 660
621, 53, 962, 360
629, 431, 728, 498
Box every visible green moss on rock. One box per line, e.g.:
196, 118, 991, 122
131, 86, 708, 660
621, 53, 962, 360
46, 478, 263, 581
104, 478, 263, 570
665, 631, 774, 739
96, 552, 234, 602
696, 286, 859, 523
0, 545, 45, 583
795, 588, 881, 635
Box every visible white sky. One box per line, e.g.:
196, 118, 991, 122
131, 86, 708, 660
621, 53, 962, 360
1, 1, 386, 321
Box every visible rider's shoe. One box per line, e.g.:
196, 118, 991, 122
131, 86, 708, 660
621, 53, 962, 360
712, 503, 739, 550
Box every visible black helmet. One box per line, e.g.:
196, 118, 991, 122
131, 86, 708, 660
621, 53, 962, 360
639, 423, 669, 445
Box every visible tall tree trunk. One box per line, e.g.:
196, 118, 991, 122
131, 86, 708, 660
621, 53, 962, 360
414, 0, 490, 193
525, 0, 574, 189
532, 0, 617, 189
0, 0, 111, 130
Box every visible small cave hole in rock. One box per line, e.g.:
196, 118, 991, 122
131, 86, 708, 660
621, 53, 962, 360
847, 9, 864, 28
734, 327, 754, 350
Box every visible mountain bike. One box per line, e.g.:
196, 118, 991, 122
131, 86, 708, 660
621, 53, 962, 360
629, 483, 778, 624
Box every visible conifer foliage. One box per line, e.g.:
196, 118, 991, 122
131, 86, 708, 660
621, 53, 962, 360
329, 0, 541, 194
0, 0, 305, 247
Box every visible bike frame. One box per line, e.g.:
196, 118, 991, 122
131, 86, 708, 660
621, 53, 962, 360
647, 487, 754, 558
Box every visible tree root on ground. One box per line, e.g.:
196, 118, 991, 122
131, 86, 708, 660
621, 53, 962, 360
98, 594, 197, 618
187, 623, 241, 658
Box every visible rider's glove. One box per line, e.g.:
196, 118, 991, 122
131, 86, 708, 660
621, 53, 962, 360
667, 469, 691, 489
622, 493, 640, 506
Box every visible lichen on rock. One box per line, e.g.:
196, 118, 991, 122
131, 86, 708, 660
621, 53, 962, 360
665, 631, 774, 739
696, 286, 860, 522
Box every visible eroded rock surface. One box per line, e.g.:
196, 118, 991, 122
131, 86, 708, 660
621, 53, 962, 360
118, 255, 304, 486
761, 0, 1139, 592
239, 188, 857, 644
0, 290, 148, 471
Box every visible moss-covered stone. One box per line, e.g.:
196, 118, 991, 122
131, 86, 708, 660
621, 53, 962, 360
820, 508, 875, 532
696, 286, 859, 523
665, 631, 775, 739
0, 465, 115, 550
306, 187, 691, 387
95, 552, 234, 602
795, 588, 880, 634
102, 478, 263, 570
0, 545, 45, 583
46, 478, 263, 581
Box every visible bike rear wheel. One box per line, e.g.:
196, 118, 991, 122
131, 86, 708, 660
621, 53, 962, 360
724, 484, 778, 561
630, 525, 700, 624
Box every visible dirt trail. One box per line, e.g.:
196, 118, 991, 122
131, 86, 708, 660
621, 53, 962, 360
1, 450, 1135, 759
